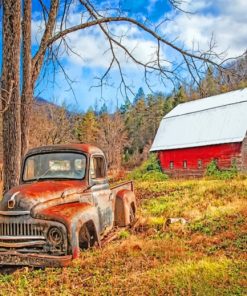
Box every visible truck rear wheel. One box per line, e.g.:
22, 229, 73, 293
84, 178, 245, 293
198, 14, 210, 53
129, 206, 135, 224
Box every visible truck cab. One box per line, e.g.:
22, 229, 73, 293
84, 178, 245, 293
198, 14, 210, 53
0, 144, 136, 267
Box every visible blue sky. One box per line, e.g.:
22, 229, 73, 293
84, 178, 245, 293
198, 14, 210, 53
4, 0, 247, 112
120, 0, 170, 21
32, 0, 174, 112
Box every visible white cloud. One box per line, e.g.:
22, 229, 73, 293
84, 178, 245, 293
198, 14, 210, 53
58, 23, 167, 70
32, 9, 167, 70
180, 0, 212, 12
32, 18, 45, 45
147, 0, 158, 13
164, 0, 247, 58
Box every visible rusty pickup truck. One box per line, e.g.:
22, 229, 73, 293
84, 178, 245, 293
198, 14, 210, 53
0, 144, 136, 267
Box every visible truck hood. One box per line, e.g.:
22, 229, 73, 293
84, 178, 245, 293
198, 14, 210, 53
0, 180, 88, 212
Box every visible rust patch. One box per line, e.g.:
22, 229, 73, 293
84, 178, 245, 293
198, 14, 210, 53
38, 202, 91, 223
26, 143, 104, 157
8, 180, 87, 198
0, 251, 72, 267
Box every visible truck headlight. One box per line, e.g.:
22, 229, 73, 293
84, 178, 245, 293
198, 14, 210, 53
47, 227, 63, 245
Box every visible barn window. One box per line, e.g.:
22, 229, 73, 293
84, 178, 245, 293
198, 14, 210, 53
170, 161, 174, 169
198, 159, 202, 169
183, 161, 187, 169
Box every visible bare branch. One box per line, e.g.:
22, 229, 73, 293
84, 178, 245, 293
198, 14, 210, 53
0, 80, 14, 113
32, 0, 59, 84
33, 0, 241, 100
38, 0, 49, 24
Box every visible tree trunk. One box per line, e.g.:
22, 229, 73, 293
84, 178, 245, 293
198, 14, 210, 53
21, 0, 32, 158
1, 0, 21, 193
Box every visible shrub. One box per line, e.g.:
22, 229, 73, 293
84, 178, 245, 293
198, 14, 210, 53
206, 160, 219, 177
128, 154, 168, 181
118, 230, 130, 239
206, 160, 238, 180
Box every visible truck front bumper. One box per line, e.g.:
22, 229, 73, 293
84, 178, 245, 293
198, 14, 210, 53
0, 251, 72, 267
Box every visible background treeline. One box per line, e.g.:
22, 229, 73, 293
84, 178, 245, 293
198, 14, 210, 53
30, 56, 247, 171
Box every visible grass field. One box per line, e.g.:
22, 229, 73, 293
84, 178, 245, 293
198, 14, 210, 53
0, 179, 246, 295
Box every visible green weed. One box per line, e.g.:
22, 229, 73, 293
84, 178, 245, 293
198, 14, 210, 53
118, 230, 130, 239
128, 154, 168, 181
206, 160, 238, 180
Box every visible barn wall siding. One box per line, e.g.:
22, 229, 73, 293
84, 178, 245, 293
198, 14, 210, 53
241, 136, 247, 172
158, 142, 242, 178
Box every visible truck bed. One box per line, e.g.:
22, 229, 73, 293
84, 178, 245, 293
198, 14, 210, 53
110, 181, 134, 196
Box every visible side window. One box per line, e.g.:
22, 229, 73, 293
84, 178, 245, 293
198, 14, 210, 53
170, 161, 174, 169
23, 158, 35, 180
90, 156, 106, 179
198, 159, 202, 169
183, 160, 187, 169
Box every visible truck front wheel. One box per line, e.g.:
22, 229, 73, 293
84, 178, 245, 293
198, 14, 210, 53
79, 223, 97, 249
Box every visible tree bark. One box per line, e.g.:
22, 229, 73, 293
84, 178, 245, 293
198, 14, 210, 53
1, 0, 22, 193
32, 0, 59, 83
21, 0, 32, 158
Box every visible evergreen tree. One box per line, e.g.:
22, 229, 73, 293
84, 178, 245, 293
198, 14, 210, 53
119, 97, 132, 114
133, 87, 145, 104
146, 94, 166, 141
200, 66, 218, 97
163, 96, 175, 114
73, 110, 99, 144
125, 98, 147, 154
173, 85, 187, 106
99, 103, 108, 115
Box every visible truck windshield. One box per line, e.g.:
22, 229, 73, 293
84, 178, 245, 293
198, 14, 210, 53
23, 152, 87, 181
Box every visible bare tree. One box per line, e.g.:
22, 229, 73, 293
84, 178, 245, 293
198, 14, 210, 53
98, 112, 128, 171
1, 0, 241, 192
1, 0, 21, 191
21, 0, 32, 158
29, 103, 74, 147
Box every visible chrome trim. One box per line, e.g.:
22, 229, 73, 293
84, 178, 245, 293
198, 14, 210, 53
0, 211, 30, 216
0, 240, 46, 248
0, 222, 44, 237
0, 236, 45, 240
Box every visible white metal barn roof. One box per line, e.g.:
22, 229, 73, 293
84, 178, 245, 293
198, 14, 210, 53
150, 88, 247, 152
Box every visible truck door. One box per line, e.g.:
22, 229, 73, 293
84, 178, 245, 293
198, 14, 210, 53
90, 155, 114, 232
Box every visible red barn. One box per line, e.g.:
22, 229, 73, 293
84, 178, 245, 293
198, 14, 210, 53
150, 88, 247, 177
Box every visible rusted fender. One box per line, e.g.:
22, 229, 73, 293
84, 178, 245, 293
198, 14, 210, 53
32, 202, 101, 259
114, 189, 136, 227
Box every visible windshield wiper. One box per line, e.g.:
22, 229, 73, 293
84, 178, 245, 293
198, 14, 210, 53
35, 167, 52, 182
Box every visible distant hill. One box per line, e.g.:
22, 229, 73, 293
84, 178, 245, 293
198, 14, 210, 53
33, 97, 79, 118
34, 97, 57, 107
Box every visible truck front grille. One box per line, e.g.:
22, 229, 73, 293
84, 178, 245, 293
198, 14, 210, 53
0, 218, 67, 255
0, 222, 44, 237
